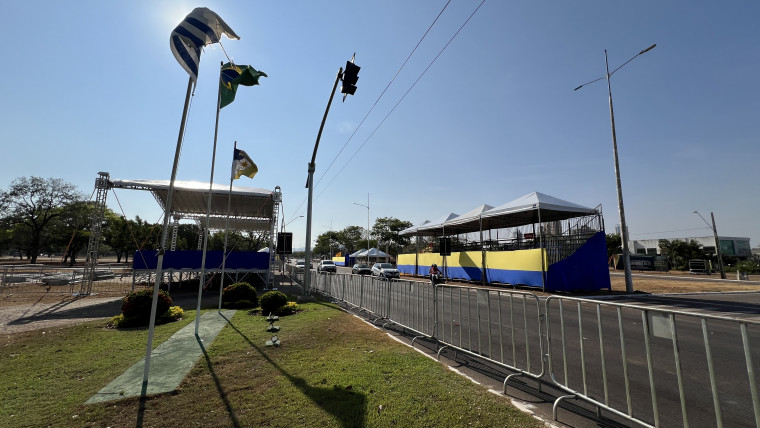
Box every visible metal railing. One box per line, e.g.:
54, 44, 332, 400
1, 263, 133, 295
309, 273, 546, 390
545, 295, 760, 428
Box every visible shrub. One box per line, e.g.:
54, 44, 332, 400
260, 290, 288, 315
222, 282, 258, 309
276, 301, 300, 315
121, 289, 172, 322
109, 305, 184, 329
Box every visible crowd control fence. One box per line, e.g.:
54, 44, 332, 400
305, 271, 760, 428
310, 273, 546, 388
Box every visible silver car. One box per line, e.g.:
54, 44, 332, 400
371, 262, 400, 279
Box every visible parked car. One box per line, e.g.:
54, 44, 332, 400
351, 263, 372, 275
371, 262, 400, 279
317, 260, 337, 273
295, 260, 306, 272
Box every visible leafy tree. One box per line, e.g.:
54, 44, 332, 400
335, 225, 368, 255
606, 233, 622, 258
208, 229, 268, 252
175, 223, 201, 250
4, 222, 34, 259
45, 201, 102, 266
371, 217, 412, 258
133, 216, 161, 250
103, 214, 133, 263
0, 177, 83, 263
313, 230, 341, 259
659, 239, 704, 270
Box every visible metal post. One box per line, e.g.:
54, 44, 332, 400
143, 75, 194, 393
711, 212, 726, 279
304, 68, 342, 297
605, 50, 634, 294
575, 44, 656, 293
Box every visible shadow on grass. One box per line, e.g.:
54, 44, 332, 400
197, 335, 242, 428
7, 298, 121, 325
222, 313, 367, 428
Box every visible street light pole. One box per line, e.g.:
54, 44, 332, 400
354, 193, 370, 264
694, 211, 726, 279
575, 43, 656, 294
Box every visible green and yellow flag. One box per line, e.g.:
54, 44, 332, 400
220, 62, 267, 108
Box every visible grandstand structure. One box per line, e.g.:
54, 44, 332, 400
80, 172, 281, 294
397, 192, 610, 292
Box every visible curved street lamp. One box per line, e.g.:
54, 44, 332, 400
575, 43, 656, 294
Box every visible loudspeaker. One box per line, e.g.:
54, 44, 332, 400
439, 237, 451, 256
276, 232, 293, 254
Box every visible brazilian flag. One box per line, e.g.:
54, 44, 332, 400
220, 62, 267, 108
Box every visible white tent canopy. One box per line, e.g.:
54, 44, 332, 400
109, 179, 275, 231
400, 192, 598, 237
352, 247, 389, 258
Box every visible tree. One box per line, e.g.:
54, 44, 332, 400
0, 177, 83, 263
371, 217, 413, 258
313, 231, 341, 259
659, 239, 704, 270
208, 230, 268, 252
335, 225, 369, 255
606, 233, 622, 258
46, 200, 101, 266
103, 213, 134, 263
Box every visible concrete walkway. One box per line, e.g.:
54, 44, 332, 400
86, 309, 236, 404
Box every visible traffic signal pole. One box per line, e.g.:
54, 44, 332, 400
304, 56, 360, 297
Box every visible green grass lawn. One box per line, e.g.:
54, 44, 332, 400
1, 300, 541, 428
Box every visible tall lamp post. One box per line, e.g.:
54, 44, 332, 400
574, 43, 656, 294
694, 211, 726, 279
354, 194, 370, 264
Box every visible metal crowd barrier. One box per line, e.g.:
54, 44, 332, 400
1, 263, 133, 295
545, 295, 760, 428
310, 273, 546, 391
306, 271, 760, 427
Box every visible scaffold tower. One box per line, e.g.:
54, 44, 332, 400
80, 172, 110, 295
266, 186, 281, 290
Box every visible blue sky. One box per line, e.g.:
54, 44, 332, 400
2, 1, 758, 250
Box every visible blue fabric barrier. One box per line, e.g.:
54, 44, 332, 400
133, 250, 269, 271
546, 231, 611, 291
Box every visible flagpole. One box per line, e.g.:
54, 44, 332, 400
196, 64, 224, 335
220, 142, 235, 311
142, 75, 194, 394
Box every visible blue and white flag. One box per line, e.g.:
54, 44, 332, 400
170, 7, 239, 82
232, 148, 258, 180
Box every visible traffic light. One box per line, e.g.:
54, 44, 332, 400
341, 58, 360, 100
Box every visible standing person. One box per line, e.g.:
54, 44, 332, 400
429, 263, 442, 284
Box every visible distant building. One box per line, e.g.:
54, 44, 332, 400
630, 236, 752, 259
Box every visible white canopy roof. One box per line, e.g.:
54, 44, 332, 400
109, 179, 275, 231
353, 247, 389, 258
400, 192, 598, 236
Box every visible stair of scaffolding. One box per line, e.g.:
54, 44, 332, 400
266, 186, 282, 290
81, 172, 110, 295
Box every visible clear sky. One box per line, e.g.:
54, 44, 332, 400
2, 1, 759, 250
